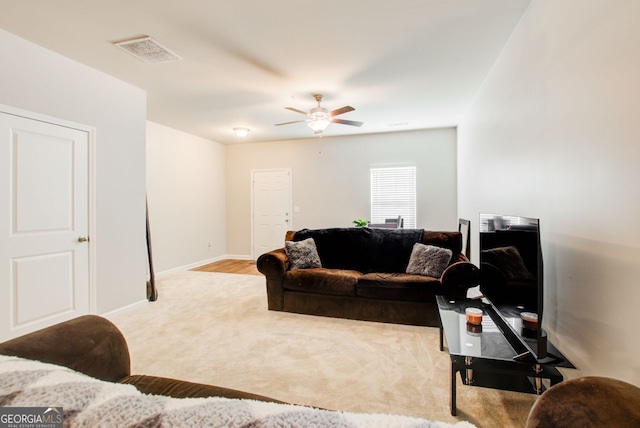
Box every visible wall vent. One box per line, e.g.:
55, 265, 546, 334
113, 36, 181, 64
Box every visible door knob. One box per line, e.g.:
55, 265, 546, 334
77, 236, 89, 242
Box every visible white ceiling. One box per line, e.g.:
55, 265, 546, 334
0, 0, 530, 144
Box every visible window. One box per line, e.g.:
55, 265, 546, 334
370, 166, 416, 228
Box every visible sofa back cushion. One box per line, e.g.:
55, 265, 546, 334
422, 231, 463, 255
291, 228, 425, 274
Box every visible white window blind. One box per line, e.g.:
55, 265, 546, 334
370, 166, 416, 228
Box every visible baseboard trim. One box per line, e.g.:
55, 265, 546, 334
155, 256, 224, 277
101, 299, 149, 320
154, 254, 254, 278
223, 254, 254, 261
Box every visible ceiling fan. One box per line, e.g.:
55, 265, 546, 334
275, 94, 364, 134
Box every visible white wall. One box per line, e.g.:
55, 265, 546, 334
458, 1, 640, 385
0, 29, 147, 315
146, 121, 227, 273
226, 128, 457, 257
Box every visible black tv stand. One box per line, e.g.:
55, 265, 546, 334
436, 296, 575, 416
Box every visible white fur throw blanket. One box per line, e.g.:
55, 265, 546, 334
0, 355, 475, 427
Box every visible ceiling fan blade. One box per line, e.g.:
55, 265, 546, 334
274, 120, 308, 126
330, 106, 355, 117
285, 107, 309, 115
332, 118, 363, 127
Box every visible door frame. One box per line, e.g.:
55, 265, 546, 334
1, 103, 97, 314
250, 168, 292, 259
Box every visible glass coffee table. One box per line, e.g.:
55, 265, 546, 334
436, 295, 573, 416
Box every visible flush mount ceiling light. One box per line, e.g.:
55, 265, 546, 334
233, 127, 250, 137
113, 36, 181, 64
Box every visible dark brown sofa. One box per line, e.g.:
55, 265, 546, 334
0, 315, 282, 402
257, 227, 479, 327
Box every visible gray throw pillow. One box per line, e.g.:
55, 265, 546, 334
406, 243, 453, 278
285, 238, 322, 270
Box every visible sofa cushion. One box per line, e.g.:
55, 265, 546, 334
292, 227, 424, 273
406, 243, 452, 277
285, 238, 322, 270
357, 273, 441, 301
284, 268, 361, 296
120, 374, 283, 402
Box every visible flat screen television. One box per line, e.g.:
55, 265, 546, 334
478, 213, 547, 360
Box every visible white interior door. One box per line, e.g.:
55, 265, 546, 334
252, 169, 292, 258
0, 112, 90, 341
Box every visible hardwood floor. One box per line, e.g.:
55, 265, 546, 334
191, 259, 260, 275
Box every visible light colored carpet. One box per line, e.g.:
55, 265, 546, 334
112, 271, 538, 427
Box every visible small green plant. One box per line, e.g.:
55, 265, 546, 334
352, 219, 368, 227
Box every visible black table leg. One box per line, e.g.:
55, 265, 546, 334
439, 322, 444, 352
451, 361, 457, 416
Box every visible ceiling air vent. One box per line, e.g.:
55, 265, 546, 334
113, 36, 181, 64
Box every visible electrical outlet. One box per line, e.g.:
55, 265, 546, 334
207, 241, 212, 251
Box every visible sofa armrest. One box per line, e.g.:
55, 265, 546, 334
0, 315, 130, 382
440, 261, 480, 298
526, 376, 640, 428
257, 248, 289, 277
256, 248, 289, 310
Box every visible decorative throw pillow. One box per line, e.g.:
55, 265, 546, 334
285, 238, 322, 270
480, 246, 533, 280
406, 243, 453, 278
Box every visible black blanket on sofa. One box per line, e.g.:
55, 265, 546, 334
293, 227, 424, 274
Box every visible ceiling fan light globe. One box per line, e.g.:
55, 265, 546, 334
308, 118, 331, 132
